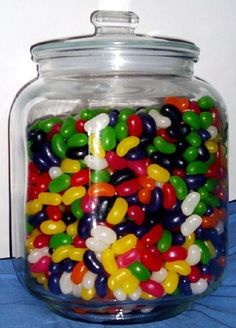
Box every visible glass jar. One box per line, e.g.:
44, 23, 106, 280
9, 10, 228, 324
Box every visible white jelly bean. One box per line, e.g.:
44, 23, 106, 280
59, 272, 73, 294
190, 278, 208, 295
150, 268, 168, 283
85, 237, 109, 253
91, 225, 117, 244
129, 287, 142, 301
181, 192, 200, 216
113, 288, 127, 301
207, 125, 218, 139
84, 155, 108, 170
84, 113, 109, 134
48, 166, 63, 179
149, 109, 171, 128
181, 214, 202, 236
72, 283, 82, 297
28, 246, 49, 264
215, 221, 224, 235
186, 244, 201, 266
81, 271, 97, 289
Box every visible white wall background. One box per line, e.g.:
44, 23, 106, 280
1, 0, 236, 258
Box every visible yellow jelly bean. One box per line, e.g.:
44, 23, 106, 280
106, 197, 128, 225
40, 220, 66, 235
147, 164, 170, 183
212, 133, 220, 143
81, 287, 96, 301
122, 275, 139, 295
62, 186, 86, 205
69, 247, 86, 261
51, 245, 73, 263
165, 260, 191, 276
66, 221, 79, 237
205, 140, 218, 153
89, 134, 105, 158
26, 199, 43, 215
38, 192, 62, 206
108, 269, 131, 291
141, 292, 156, 300
112, 234, 137, 255
101, 249, 118, 275
60, 158, 81, 173
183, 233, 196, 249
26, 229, 41, 251
163, 271, 179, 294
36, 273, 47, 285
204, 240, 217, 258
116, 136, 140, 157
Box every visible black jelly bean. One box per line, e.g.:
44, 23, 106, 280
163, 210, 185, 230
178, 123, 192, 137
125, 146, 146, 160
83, 250, 104, 274
109, 168, 135, 186
62, 212, 77, 225
78, 215, 94, 239
148, 187, 163, 213
113, 221, 136, 237
139, 134, 154, 147
198, 145, 210, 161
138, 113, 156, 137
150, 152, 173, 171
160, 104, 182, 124
66, 146, 88, 159
28, 210, 47, 227
171, 154, 187, 169
95, 273, 108, 298
198, 128, 211, 142
172, 233, 186, 245
175, 139, 189, 152
48, 273, 62, 294
108, 110, 119, 127
30, 129, 47, 151
179, 277, 192, 296
95, 197, 115, 221
185, 175, 207, 189
166, 125, 181, 139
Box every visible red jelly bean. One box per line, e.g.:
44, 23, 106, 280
31, 256, 51, 273
127, 114, 143, 137
141, 224, 163, 246
127, 159, 147, 176
162, 182, 176, 209
28, 162, 39, 184
140, 280, 164, 298
127, 205, 145, 225
117, 248, 140, 268
201, 273, 212, 282
140, 247, 163, 271
76, 119, 86, 133
156, 128, 177, 143
138, 188, 151, 204
188, 101, 201, 114
46, 205, 62, 221
81, 194, 98, 213
36, 172, 51, 192
116, 178, 140, 197
139, 176, 155, 190
71, 169, 90, 187
47, 123, 61, 140
33, 234, 51, 248
27, 185, 40, 201
189, 265, 201, 283
162, 246, 187, 262
106, 151, 127, 170
172, 168, 185, 178
73, 236, 86, 248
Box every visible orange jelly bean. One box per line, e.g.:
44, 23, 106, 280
164, 97, 189, 112
139, 176, 156, 190
87, 183, 116, 197
201, 208, 220, 229
138, 188, 151, 204
71, 262, 88, 284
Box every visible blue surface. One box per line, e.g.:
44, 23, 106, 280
1, 202, 236, 328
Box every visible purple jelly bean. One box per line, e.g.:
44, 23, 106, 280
108, 110, 119, 127
42, 142, 61, 166
198, 128, 211, 141
179, 277, 192, 296
172, 232, 186, 245
160, 104, 182, 124
113, 221, 136, 237
33, 152, 51, 172
61, 259, 76, 272
95, 273, 108, 298
185, 175, 207, 189
109, 168, 135, 186
163, 210, 185, 229
28, 210, 47, 227
126, 193, 139, 205
48, 273, 62, 294
133, 224, 149, 238
49, 263, 62, 274
83, 250, 104, 274
205, 206, 214, 216
138, 113, 156, 136
78, 215, 94, 240
125, 147, 146, 160
148, 187, 163, 213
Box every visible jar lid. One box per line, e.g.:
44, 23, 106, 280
31, 10, 200, 74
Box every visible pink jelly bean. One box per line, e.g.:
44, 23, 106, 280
105, 151, 127, 170
140, 280, 164, 297
31, 256, 51, 273
117, 248, 140, 268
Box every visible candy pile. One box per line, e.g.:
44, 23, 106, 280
26, 95, 227, 302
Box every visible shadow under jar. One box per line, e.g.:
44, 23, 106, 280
9, 10, 228, 324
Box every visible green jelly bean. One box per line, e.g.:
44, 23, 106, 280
49, 233, 73, 249
128, 261, 151, 281
172, 287, 180, 296
154, 136, 176, 154
118, 108, 134, 122
186, 161, 208, 175
198, 186, 209, 201
200, 112, 213, 129
183, 146, 198, 162
185, 131, 202, 147
183, 111, 201, 130
51, 134, 67, 159
26, 222, 34, 234
170, 176, 188, 201
204, 178, 217, 192
115, 122, 128, 141
157, 230, 172, 253
60, 117, 76, 139
67, 133, 88, 148
101, 126, 117, 151
49, 174, 71, 193
91, 170, 110, 183
194, 240, 212, 264
27, 141, 33, 159
197, 96, 215, 110
205, 194, 220, 207
80, 109, 94, 120
206, 154, 216, 166
79, 159, 87, 168
146, 144, 156, 156
71, 199, 84, 219
38, 117, 62, 133
193, 201, 207, 216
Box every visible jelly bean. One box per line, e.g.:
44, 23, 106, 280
60, 158, 81, 173
205, 140, 218, 153
162, 246, 187, 262
51, 245, 73, 263
183, 233, 195, 249
108, 269, 131, 291
140, 247, 163, 271
62, 186, 86, 205
40, 219, 66, 235
140, 280, 164, 298
141, 224, 163, 246
48, 173, 70, 193
48, 166, 63, 180
129, 287, 142, 301
181, 214, 202, 236
101, 249, 118, 275
84, 113, 109, 134
71, 168, 90, 186
71, 262, 88, 284
188, 265, 201, 283
84, 155, 108, 170
66, 146, 88, 159
46, 205, 62, 222
187, 161, 208, 175
33, 234, 51, 248
30, 129, 47, 151
138, 113, 156, 136
166, 260, 191, 276
125, 146, 146, 160
150, 268, 167, 283
127, 159, 148, 176
91, 225, 117, 244
33, 152, 50, 172
112, 234, 137, 255
200, 111, 213, 129
163, 209, 185, 230
117, 248, 140, 268
51, 134, 67, 159
190, 278, 208, 294
186, 244, 201, 266
172, 233, 186, 246
118, 108, 134, 122
91, 170, 110, 184
148, 109, 171, 128
28, 246, 49, 263
95, 273, 108, 298
150, 152, 173, 171
59, 272, 73, 294
179, 276, 192, 296
109, 168, 134, 186
108, 110, 119, 127
106, 197, 128, 225
116, 136, 140, 157
127, 205, 145, 225
78, 215, 94, 239
163, 271, 179, 294
72, 283, 82, 297
67, 133, 88, 148
68, 247, 86, 262
162, 183, 176, 209
98, 126, 116, 152
181, 192, 200, 216
88, 183, 115, 197
113, 288, 127, 301
115, 122, 128, 141
31, 256, 51, 273
49, 233, 72, 249
48, 273, 62, 294
71, 199, 83, 219
128, 262, 150, 281
147, 164, 170, 183
207, 125, 218, 139
60, 117, 76, 139
26, 199, 43, 215
164, 97, 190, 112
83, 250, 104, 274
194, 240, 212, 264
116, 178, 140, 197
138, 176, 155, 191
127, 114, 143, 136
85, 237, 109, 253
122, 275, 139, 295
183, 111, 201, 130
153, 136, 176, 154
82, 271, 97, 289
160, 104, 182, 124
186, 131, 202, 147
185, 175, 207, 189
157, 230, 172, 253
62, 211, 77, 225
89, 134, 105, 158
183, 146, 198, 162
113, 221, 136, 238
197, 96, 215, 110
80, 109, 94, 121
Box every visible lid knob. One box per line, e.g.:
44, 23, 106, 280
91, 10, 139, 35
